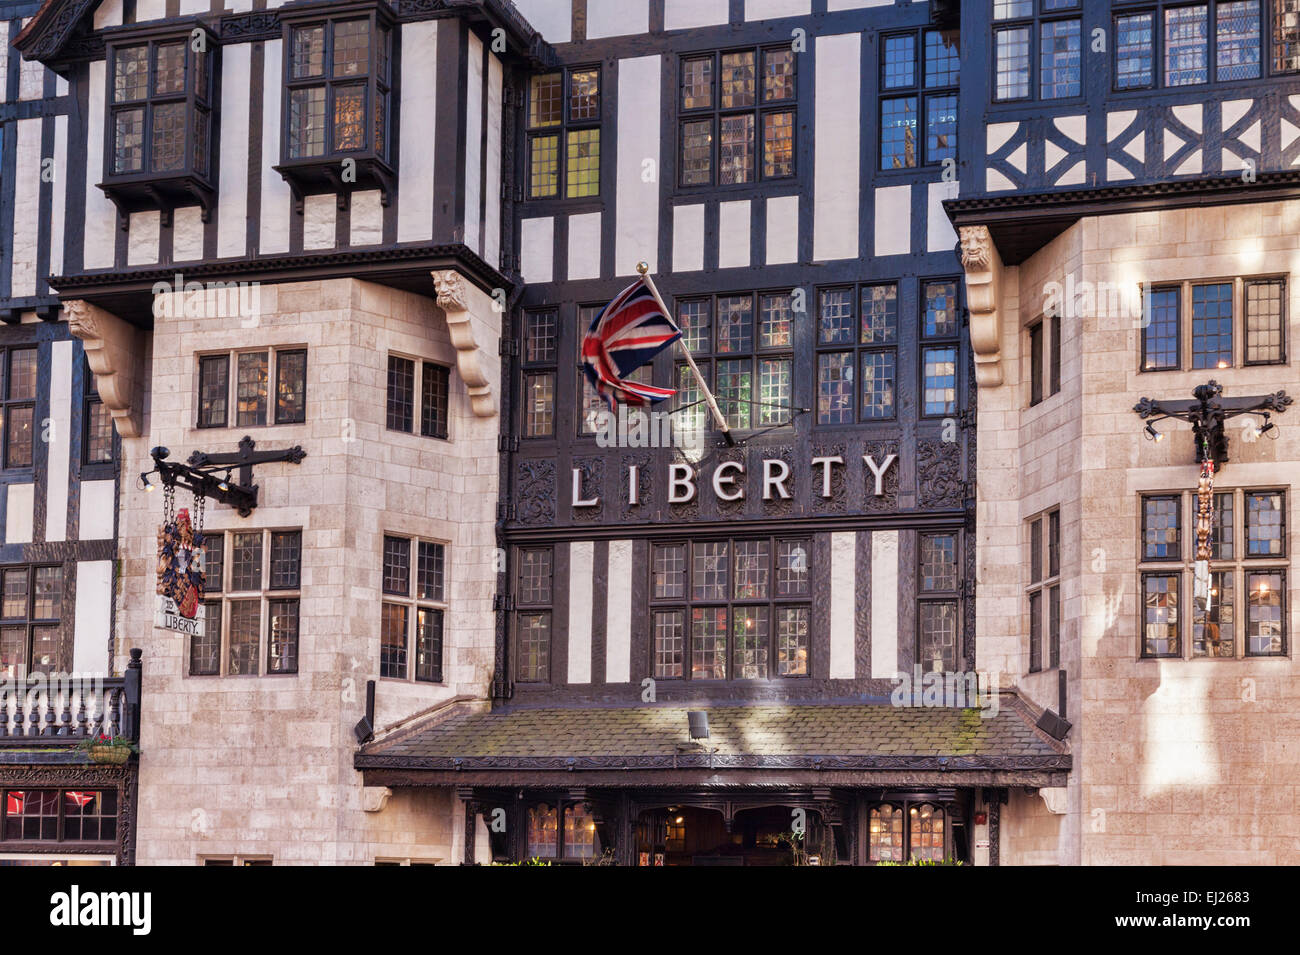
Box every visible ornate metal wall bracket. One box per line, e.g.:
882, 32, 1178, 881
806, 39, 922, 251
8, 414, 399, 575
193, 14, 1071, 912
1133, 380, 1292, 466
146, 436, 307, 517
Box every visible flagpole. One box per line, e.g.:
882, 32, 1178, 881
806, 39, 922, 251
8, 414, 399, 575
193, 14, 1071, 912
636, 261, 735, 445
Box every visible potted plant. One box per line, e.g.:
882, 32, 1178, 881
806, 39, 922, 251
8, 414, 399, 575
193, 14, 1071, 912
76, 734, 138, 765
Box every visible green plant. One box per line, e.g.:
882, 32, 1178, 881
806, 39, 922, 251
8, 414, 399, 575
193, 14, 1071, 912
491, 856, 552, 866
776, 830, 809, 866
75, 734, 138, 755
582, 848, 617, 867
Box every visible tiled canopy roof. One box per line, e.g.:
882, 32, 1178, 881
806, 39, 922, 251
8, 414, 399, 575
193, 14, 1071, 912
355, 698, 1070, 780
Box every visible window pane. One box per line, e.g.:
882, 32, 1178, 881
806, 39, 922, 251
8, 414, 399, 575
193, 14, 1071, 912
228, 599, 260, 675
5, 406, 33, 468
777, 607, 809, 676
0, 627, 26, 681
1166, 6, 1210, 86
862, 351, 896, 420
720, 51, 755, 108
8, 349, 36, 400
269, 531, 301, 590
150, 101, 187, 172
524, 310, 557, 364
1245, 280, 1284, 363
653, 544, 686, 599
733, 540, 770, 600
528, 805, 558, 858
64, 790, 118, 843
1274, 0, 1300, 72
1143, 288, 1180, 370
758, 359, 791, 427
517, 612, 550, 681
763, 111, 794, 178
332, 20, 370, 78
763, 48, 795, 101
518, 548, 553, 605
758, 294, 792, 349
680, 119, 713, 186
1193, 571, 1234, 657
154, 42, 186, 95
1030, 322, 1044, 406
1049, 583, 1061, 668
191, 601, 221, 675
919, 601, 958, 672
523, 372, 555, 438
910, 804, 946, 862
114, 46, 148, 101
925, 94, 958, 165
817, 352, 854, 426
236, 352, 268, 427
678, 300, 711, 353
1246, 491, 1285, 556
718, 114, 754, 184
994, 0, 1032, 18
868, 805, 904, 862
922, 346, 957, 416
1116, 13, 1155, 88
675, 362, 706, 435
415, 608, 443, 682
715, 296, 753, 353
995, 27, 1031, 100
1191, 283, 1233, 369
33, 567, 61, 619
86, 400, 114, 464
275, 350, 307, 425
1217, 0, 1261, 81
380, 603, 408, 679
1050, 313, 1062, 396
1212, 492, 1234, 560
776, 541, 809, 597
693, 542, 729, 601
29, 626, 60, 674
2, 569, 28, 618
883, 34, 916, 90
268, 599, 299, 674
732, 606, 770, 680
113, 108, 145, 173
682, 56, 713, 109
230, 531, 263, 591
333, 84, 367, 152
529, 133, 559, 198
291, 26, 325, 79
1030, 518, 1042, 582
920, 533, 957, 591
288, 87, 326, 158
566, 128, 600, 197
716, 359, 752, 430
1049, 510, 1061, 577
4, 790, 58, 841
1143, 496, 1181, 560
417, 541, 445, 602
691, 607, 728, 679
881, 96, 917, 169
387, 356, 414, 433
198, 355, 229, 428
383, 536, 411, 596
569, 68, 599, 120
1143, 574, 1180, 657
653, 610, 684, 678
923, 281, 958, 338
529, 73, 562, 127
1040, 19, 1082, 98
862, 284, 899, 344
819, 288, 855, 345
204, 534, 224, 593
1029, 590, 1042, 671
1246, 571, 1285, 654
925, 29, 961, 87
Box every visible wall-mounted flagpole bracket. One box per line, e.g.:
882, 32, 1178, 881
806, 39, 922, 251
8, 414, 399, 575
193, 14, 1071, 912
144, 436, 307, 517
1133, 380, 1292, 466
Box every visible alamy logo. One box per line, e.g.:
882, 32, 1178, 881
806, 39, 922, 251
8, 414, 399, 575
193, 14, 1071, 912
49, 885, 151, 936
587, 406, 703, 452
151, 273, 261, 322
890, 667, 999, 717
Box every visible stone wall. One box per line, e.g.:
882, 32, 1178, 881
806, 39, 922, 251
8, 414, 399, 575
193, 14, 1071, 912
120, 278, 498, 865
978, 201, 1300, 864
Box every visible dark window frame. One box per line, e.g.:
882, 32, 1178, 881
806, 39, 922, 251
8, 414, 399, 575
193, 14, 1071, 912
82, 357, 116, 467
1140, 284, 1182, 372
1025, 510, 1061, 673
992, 1, 1084, 104
1111, 0, 1272, 92
878, 27, 961, 170
1, 345, 38, 472
647, 536, 812, 682
519, 308, 559, 440
526, 64, 602, 200
196, 348, 307, 429
1243, 277, 1288, 366
814, 282, 900, 426
0, 789, 119, 845
515, 546, 554, 683
0, 563, 66, 679
385, 354, 451, 440
918, 530, 963, 672
380, 533, 447, 683
676, 45, 797, 190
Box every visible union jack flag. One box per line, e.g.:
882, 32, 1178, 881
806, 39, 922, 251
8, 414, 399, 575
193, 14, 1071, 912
581, 277, 681, 410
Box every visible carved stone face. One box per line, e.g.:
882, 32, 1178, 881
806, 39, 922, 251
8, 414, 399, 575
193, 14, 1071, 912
431, 270, 467, 312
959, 227, 992, 271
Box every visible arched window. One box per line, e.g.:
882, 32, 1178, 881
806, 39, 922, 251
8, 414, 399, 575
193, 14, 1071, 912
527, 804, 558, 859
909, 803, 945, 861
868, 804, 904, 862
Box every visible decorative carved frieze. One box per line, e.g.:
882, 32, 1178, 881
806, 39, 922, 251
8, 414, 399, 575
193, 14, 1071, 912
65, 300, 144, 437
431, 269, 497, 418
959, 225, 1006, 388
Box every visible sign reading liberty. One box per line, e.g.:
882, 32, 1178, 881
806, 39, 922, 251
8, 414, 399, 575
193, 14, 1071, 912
156, 507, 206, 638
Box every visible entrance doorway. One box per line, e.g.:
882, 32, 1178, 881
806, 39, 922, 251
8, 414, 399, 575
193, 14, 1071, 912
634, 805, 832, 866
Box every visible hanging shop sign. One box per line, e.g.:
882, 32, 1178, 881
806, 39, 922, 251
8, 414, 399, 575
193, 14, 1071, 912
156, 494, 207, 638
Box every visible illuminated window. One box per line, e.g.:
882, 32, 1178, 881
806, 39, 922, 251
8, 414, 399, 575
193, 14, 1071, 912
528, 68, 601, 198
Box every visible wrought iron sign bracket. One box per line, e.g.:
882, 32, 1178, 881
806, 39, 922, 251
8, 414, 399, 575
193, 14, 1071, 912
146, 436, 307, 517
1133, 380, 1292, 466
